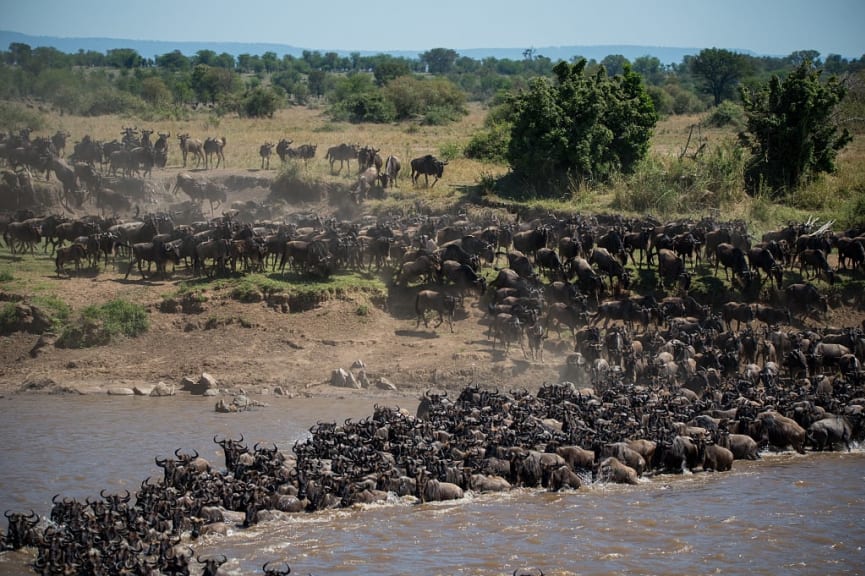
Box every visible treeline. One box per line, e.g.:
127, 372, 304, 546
1, 41, 863, 123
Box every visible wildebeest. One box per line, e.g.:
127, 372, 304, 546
380, 155, 401, 188
172, 172, 227, 216
715, 243, 752, 284
259, 142, 274, 169
756, 410, 806, 454
753, 304, 791, 327
547, 465, 582, 492
657, 248, 686, 289
490, 313, 526, 356
415, 289, 457, 331
439, 260, 486, 299
276, 138, 293, 162
416, 471, 464, 502
747, 246, 784, 288
797, 248, 835, 284
512, 227, 549, 257
808, 416, 853, 451
54, 242, 87, 276
351, 166, 379, 203
721, 301, 755, 331
785, 282, 828, 318
124, 240, 181, 280
597, 456, 639, 485
326, 143, 358, 174
590, 247, 630, 291
701, 444, 734, 472
410, 154, 447, 187
836, 235, 865, 270
203, 136, 226, 169
357, 145, 381, 173
177, 133, 205, 168
623, 225, 654, 267
50, 130, 69, 157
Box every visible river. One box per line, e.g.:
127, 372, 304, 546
0, 394, 863, 575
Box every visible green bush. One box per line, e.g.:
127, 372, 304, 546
0, 270, 13, 282
464, 122, 510, 162
241, 86, 280, 118
330, 92, 396, 123
704, 101, 744, 128
0, 303, 17, 335
57, 299, 148, 348
0, 101, 45, 132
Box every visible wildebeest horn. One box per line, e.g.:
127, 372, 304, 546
155, 456, 167, 467
4, 510, 13, 519
52, 493, 62, 505
174, 448, 183, 458
100, 488, 110, 499
214, 434, 223, 444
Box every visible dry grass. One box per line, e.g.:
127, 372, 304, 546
31, 102, 865, 230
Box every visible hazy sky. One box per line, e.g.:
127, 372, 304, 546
5, 0, 864, 57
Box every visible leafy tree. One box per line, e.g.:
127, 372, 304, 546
690, 47, 750, 106
105, 48, 143, 69
372, 56, 410, 87
420, 48, 458, 74
193, 49, 218, 67
307, 70, 327, 98
739, 60, 852, 196
261, 51, 279, 73
156, 50, 190, 72
141, 76, 172, 106
242, 86, 280, 118
632, 55, 665, 85
600, 54, 630, 77
506, 59, 657, 193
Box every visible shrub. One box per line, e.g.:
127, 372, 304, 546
704, 101, 744, 128
0, 270, 13, 282
57, 299, 148, 348
464, 123, 510, 163
0, 303, 17, 335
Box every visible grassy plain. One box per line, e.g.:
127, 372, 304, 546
31, 100, 864, 238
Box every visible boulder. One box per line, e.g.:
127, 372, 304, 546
183, 373, 218, 395
107, 387, 135, 396
133, 385, 154, 396
150, 381, 176, 397
330, 368, 360, 389
376, 377, 398, 391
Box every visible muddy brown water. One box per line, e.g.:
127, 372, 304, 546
0, 394, 863, 575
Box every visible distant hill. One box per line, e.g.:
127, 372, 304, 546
0, 30, 732, 65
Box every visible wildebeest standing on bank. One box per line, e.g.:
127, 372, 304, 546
411, 154, 447, 187
326, 143, 359, 174
204, 137, 226, 169
177, 133, 205, 168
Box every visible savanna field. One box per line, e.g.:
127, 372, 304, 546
2, 62, 865, 576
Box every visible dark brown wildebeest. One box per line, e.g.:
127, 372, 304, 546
715, 243, 752, 284
797, 248, 835, 284
415, 289, 457, 332
785, 282, 828, 318
657, 248, 686, 289
410, 154, 447, 187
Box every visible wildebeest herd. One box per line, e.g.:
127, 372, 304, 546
0, 126, 447, 218
3, 200, 865, 574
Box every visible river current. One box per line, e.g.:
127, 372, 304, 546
0, 394, 863, 575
